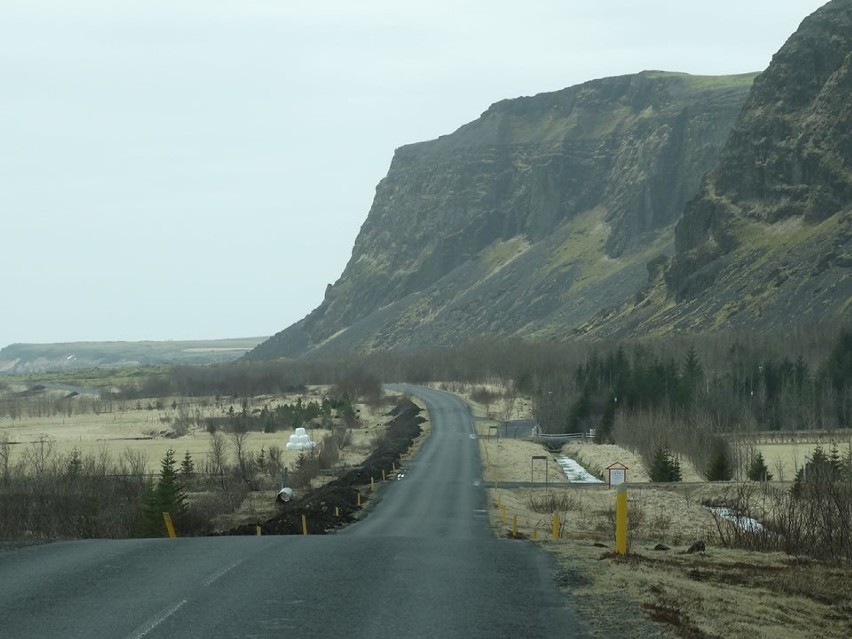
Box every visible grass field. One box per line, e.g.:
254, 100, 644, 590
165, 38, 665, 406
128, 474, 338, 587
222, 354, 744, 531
440, 382, 852, 638
0, 386, 388, 474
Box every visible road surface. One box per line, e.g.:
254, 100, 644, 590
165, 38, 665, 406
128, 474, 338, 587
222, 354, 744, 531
0, 386, 587, 638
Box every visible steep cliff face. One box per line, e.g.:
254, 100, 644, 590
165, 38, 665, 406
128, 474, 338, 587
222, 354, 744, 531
666, 0, 852, 300
584, 0, 852, 337
251, 71, 755, 359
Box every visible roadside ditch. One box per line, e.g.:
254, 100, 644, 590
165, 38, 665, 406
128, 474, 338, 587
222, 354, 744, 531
221, 398, 425, 536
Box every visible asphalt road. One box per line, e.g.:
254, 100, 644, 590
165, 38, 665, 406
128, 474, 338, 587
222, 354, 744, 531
0, 386, 587, 638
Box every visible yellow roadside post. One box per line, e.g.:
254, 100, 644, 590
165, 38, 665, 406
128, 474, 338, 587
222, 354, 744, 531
301, 514, 308, 536
371, 476, 375, 492
162, 512, 177, 539
551, 513, 559, 540
531, 528, 538, 541
357, 492, 362, 507
615, 483, 628, 554
335, 506, 340, 517
512, 514, 518, 539
382, 469, 387, 481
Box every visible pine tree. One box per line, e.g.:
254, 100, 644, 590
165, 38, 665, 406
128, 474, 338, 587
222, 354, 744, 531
140, 448, 187, 536
747, 452, 773, 481
156, 448, 187, 516
649, 444, 682, 482
67, 447, 83, 477
706, 438, 733, 481
180, 450, 195, 478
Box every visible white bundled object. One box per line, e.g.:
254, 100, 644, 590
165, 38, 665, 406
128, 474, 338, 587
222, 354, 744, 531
286, 427, 317, 451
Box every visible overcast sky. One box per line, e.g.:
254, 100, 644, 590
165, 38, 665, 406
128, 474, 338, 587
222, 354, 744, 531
0, 0, 828, 348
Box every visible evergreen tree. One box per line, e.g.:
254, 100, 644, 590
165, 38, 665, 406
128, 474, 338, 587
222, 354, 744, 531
140, 448, 187, 536
705, 438, 733, 481
682, 345, 704, 404
649, 444, 682, 482
67, 447, 83, 477
180, 450, 195, 477
747, 451, 773, 481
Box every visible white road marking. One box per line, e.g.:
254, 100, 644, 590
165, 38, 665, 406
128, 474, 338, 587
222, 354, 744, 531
203, 559, 244, 587
127, 599, 187, 639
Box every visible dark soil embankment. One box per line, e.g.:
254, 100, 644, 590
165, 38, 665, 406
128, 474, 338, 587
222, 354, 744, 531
223, 398, 425, 536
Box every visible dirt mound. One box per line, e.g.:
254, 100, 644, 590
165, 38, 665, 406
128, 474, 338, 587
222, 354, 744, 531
222, 398, 424, 536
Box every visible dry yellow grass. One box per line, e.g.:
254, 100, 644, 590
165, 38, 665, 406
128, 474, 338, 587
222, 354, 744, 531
756, 440, 852, 482
546, 540, 852, 638
0, 387, 389, 474
431, 386, 852, 638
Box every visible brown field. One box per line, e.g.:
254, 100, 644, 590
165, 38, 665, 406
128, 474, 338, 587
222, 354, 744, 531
0, 386, 390, 474
427, 384, 852, 638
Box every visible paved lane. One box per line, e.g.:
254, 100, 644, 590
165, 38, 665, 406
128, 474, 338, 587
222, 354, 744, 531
0, 386, 587, 638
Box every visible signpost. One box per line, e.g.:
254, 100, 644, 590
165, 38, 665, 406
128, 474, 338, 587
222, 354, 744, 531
606, 461, 628, 489
531, 455, 548, 490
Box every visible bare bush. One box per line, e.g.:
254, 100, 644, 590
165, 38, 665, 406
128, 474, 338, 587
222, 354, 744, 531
710, 479, 852, 563
317, 434, 340, 470
526, 491, 581, 513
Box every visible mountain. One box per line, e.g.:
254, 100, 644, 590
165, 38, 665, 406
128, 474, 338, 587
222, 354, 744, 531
251, 71, 755, 358
0, 338, 267, 374
582, 0, 852, 337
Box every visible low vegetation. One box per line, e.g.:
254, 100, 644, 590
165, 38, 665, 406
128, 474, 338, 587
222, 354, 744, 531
2, 323, 851, 635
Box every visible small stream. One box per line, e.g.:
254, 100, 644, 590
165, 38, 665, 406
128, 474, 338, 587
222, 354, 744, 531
555, 456, 604, 483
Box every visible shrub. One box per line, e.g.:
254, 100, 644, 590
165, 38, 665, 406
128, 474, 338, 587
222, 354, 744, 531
747, 451, 773, 481
706, 437, 733, 481
526, 491, 581, 513
648, 444, 682, 482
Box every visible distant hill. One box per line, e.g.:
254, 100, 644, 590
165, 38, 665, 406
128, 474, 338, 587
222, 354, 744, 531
0, 338, 268, 374
250, 70, 755, 358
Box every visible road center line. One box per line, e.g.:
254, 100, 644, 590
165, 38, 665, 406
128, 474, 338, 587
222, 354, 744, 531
203, 559, 244, 588
127, 599, 187, 639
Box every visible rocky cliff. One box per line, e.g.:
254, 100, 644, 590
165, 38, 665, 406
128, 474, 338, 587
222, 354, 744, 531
583, 0, 852, 337
251, 71, 754, 358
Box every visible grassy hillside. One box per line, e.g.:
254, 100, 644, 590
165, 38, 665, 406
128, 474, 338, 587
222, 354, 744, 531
0, 337, 267, 374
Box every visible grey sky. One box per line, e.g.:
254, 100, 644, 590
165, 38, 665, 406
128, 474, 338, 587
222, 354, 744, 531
0, 0, 828, 348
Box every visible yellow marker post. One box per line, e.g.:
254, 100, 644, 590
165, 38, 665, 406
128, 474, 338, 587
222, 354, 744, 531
371, 476, 375, 492
392, 462, 396, 472
382, 469, 387, 481
512, 514, 518, 539
531, 528, 538, 541
551, 513, 560, 540
357, 492, 362, 507
162, 512, 177, 539
301, 514, 308, 536
500, 505, 507, 524
615, 483, 628, 555
256, 525, 262, 536
335, 506, 340, 518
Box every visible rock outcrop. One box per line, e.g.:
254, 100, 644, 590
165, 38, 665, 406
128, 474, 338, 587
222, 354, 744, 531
251, 71, 754, 358
583, 0, 852, 337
